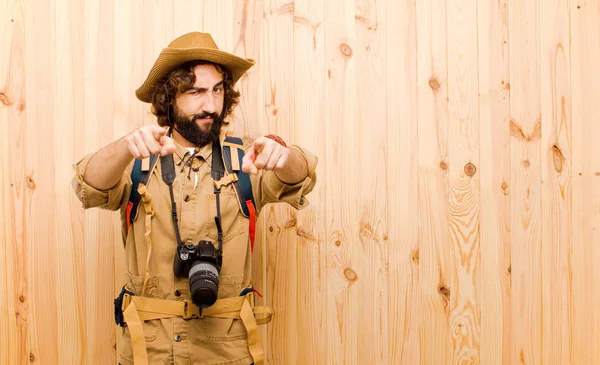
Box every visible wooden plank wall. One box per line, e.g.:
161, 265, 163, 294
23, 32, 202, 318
1, 0, 599, 364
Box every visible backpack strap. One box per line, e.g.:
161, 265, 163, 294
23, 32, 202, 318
125, 138, 257, 250
126, 154, 159, 232
221, 137, 256, 216
222, 137, 257, 252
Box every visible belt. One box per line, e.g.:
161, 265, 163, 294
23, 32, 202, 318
118, 290, 273, 365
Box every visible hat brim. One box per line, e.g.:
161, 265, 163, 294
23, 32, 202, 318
135, 48, 255, 103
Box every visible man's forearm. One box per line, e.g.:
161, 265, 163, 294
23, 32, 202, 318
274, 147, 308, 185
83, 136, 134, 190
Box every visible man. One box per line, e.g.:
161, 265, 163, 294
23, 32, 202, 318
71, 32, 317, 365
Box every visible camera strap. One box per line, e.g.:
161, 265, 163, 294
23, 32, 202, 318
211, 139, 225, 254
159, 153, 183, 247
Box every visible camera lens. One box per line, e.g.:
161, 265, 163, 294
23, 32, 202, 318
188, 261, 219, 308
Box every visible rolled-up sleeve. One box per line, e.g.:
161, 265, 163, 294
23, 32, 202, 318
71, 153, 131, 211
251, 144, 318, 213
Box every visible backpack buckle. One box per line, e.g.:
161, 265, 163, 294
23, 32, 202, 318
114, 285, 135, 327
182, 299, 201, 319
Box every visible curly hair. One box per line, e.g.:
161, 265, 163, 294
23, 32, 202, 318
150, 60, 241, 127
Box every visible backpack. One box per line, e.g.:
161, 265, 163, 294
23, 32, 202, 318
125, 136, 257, 251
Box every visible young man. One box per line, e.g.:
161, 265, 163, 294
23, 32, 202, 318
71, 32, 317, 365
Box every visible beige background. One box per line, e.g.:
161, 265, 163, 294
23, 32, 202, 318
1, 0, 599, 364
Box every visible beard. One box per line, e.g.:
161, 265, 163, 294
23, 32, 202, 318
171, 106, 223, 147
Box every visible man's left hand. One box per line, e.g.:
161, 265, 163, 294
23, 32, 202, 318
242, 136, 289, 174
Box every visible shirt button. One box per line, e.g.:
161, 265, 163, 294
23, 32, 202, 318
184, 195, 190, 202
174, 335, 181, 342
174, 290, 181, 297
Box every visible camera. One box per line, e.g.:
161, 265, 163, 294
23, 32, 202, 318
173, 240, 222, 308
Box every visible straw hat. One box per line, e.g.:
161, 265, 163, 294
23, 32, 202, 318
135, 32, 255, 103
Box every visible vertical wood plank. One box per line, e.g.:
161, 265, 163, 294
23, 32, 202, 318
416, 0, 452, 363
232, 0, 264, 138
112, 0, 145, 358
54, 0, 86, 362
0, 1, 27, 364
385, 0, 420, 363
540, 0, 573, 364
570, 1, 600, 364
324, 0, 359, 363
446, 0, 481, 363
477, 0, 511, 364
508, 0, 543, 363
173, 0, 203, 37
83, 1, 117, 363
353, 0, 389, 364
24, 0, 59, 363
113, 0, 144, 137
262, 0, 298, 363
141, 0, 173, 126
231, 0, 268, 358
202, 1, 235, 54
292, 0, 327, 363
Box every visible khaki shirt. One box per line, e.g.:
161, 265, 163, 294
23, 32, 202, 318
71, 133, 318, 365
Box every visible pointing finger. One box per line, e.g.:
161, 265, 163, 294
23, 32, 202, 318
159, 136, 176, 156
242, 153, 258, 174
150, 126, 168, 141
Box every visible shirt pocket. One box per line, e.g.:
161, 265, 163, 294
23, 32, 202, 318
204, 187, 246, 243
120, 274, 162, 343
199, 274, 248, 341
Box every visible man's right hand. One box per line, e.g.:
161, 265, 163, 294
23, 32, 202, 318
126, 126, 177, 158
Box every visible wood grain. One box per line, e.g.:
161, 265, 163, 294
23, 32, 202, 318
354, 0, 389, 363
416, 0, 452, 363
570, 1, 600, 364
324, 0, 360, 363
446, 0, 481, 363
262, 1, 298, 364
509, 1, 543, 364
385, 0, 419, 364
540, 0, 573, 364
24, 0, 60, 363
293, 0, 327, 363
232, 0, 263, 138
1, 1, 599, 363
477, 0, 511, 364
54, 0, 85, 362
1, 1, 27, 364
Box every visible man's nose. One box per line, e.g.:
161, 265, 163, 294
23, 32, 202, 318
202, 93, 216, 115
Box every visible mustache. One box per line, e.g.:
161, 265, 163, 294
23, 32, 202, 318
192, 112, 219, 121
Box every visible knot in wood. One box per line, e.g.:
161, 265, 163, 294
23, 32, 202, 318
27, 176, 36, 191
552, 145, 564, 173
464, 163, 476, 177
344, 268, 358, 282
439, 285, 450, 297
339, 43, 353, 58
428, 77, 440, 91
412, 249, 419, 264
0, 92, 11, 106
501, 180, 509, 195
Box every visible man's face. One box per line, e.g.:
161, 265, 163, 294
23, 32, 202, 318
172, 64, 226, 146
